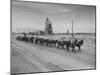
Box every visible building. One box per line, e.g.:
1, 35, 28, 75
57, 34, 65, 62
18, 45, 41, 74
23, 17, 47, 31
44, 18, 53, 34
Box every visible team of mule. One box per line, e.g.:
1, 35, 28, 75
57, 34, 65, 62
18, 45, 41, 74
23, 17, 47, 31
16, 33, 83, 52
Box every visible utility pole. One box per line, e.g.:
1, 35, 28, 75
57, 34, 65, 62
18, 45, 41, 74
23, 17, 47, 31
72, 20, 73, 37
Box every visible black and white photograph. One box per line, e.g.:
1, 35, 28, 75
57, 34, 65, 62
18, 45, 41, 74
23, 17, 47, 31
11, 0, 96, 74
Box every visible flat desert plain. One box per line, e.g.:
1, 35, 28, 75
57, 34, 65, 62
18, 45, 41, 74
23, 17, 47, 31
11, 34, 96, 74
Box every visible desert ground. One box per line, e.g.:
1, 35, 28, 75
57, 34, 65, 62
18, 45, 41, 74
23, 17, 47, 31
11, 34, 96, 74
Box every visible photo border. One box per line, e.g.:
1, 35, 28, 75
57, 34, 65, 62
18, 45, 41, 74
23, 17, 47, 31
10, 0, 96, 74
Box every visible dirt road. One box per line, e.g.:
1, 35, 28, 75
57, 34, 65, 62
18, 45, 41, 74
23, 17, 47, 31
11, 39, 95, 74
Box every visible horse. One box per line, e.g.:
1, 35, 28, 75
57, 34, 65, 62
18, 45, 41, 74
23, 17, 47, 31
21, 36, 29, 42
50, 39, 58, 47
57, 40, 65, 48
29, 36, 34, 43
34, 37, 39, 44
74, 39, 83, 52
63, 40, 71, 51
16, 35, 22, 40
70, 39, 83, 52
46, 39, 52, 47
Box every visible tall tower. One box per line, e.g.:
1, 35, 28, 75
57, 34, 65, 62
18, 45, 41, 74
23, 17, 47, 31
67, 29, 69, 34
44, 18, 53, 34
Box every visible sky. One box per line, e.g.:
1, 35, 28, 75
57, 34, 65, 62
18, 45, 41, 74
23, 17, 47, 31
12, 0, 96, 33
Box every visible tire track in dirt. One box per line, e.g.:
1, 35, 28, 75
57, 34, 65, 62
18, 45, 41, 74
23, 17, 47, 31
12, 44, 50, 72
12, 39, 95, 71
12, 43, 63, 72
11, 46, 42, 73
12, 39, 95, 67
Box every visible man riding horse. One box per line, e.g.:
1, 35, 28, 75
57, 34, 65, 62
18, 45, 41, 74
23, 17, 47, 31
69, 38, 83, 52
